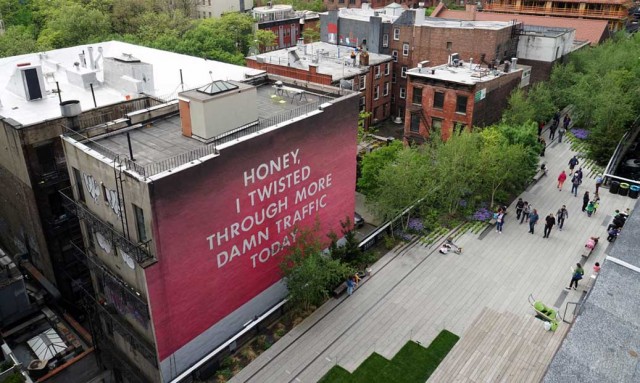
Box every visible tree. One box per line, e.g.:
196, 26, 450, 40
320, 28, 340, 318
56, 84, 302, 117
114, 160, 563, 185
526, 82, 556, 124
357, 140, 403, 196
253, 29, 277, 53
110, 0, 155, 35
328, 217, 363, 267
280, 225, 352, 311
302, 26, 320, 43
36, 2, 111, 49
368, 147, 437, 229
0, 25, 37, 57
502, 88, 535, 126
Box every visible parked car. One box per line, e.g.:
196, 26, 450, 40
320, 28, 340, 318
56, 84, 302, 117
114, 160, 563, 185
354, 212, 364, 228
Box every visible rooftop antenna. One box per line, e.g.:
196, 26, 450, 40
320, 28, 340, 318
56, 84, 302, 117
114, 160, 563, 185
209, 70, 213, 82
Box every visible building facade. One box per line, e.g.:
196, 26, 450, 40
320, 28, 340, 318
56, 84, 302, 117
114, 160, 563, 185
194, 0, 254, 18
246, 41, 393, 126
481, 0, 631, 32
404, 59, 530, 141
60, 75, 358, 382
320, 4, 520, 124
252, 4, 301, 50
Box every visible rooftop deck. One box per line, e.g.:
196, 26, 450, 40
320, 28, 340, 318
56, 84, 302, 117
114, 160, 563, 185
81, 81, 335, 177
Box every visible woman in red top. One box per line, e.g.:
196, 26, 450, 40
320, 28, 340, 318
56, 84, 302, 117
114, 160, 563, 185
557, 170, 567, 191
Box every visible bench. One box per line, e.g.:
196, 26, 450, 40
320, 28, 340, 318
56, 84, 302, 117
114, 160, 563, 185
532, 162, 547, 183
333, 282, 347, 297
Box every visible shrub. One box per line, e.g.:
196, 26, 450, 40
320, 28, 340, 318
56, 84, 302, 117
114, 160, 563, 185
215, 368, 232, 383
241, 346, 257, 362
406, 218, 424, 233
472, 208, 493, 222
383, 235, 396, 250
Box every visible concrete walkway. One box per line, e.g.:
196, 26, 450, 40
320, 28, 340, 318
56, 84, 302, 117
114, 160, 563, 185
231, 129, 636, 383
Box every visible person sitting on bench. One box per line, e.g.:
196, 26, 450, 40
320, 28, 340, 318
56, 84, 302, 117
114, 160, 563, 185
607, 228, 620, 242
585, 236, 599, 250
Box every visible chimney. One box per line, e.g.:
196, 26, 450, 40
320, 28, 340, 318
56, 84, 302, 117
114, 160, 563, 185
511, 57, 518, 69
60, 100, 82, 131
309, 64, 318, 75
88, 46, 95, 70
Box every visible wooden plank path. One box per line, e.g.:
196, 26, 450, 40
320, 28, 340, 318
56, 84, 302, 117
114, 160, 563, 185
429, 307, 569, 383
230, 129, 637, 383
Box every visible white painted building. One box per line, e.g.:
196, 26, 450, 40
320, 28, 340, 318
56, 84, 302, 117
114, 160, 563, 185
194, 0, 254, 18
517, 25, 576, 63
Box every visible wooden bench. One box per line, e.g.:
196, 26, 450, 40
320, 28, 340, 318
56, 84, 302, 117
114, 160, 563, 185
532, 162, 547, 183
333, 282, 347, 298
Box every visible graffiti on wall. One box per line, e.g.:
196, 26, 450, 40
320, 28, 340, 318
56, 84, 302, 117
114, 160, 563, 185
105, 188, 121, 217
82, 172, 100, 203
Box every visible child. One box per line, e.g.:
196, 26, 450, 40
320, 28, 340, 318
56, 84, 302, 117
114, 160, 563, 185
593, 262, 601, 274
585, 201, 595, 217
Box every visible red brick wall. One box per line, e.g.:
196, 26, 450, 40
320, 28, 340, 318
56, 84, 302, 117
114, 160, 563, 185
245, 59, 334, 85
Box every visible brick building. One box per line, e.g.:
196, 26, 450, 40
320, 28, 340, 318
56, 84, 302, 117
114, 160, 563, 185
320, 4, 520, 124
60, 75, 358, 382
246, 41, 393, 126
252, 4, 301, 50
323, 0, 432, 11
480, 0, 631, 32
404, 59, 530, 141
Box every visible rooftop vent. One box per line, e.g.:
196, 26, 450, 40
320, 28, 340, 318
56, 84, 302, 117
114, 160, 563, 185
114, 53, 141, 63
197, 80, 239, 96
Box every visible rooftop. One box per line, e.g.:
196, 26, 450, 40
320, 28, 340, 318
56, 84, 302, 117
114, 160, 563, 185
0, 41, 264, 127
434, 8, 608, 45
420, 17, 516, 29
77, 78, 337, 178
544, 203, 640, 383
521, 24, 576, 38
407, 60, 527, 85
248, 42, 393, 82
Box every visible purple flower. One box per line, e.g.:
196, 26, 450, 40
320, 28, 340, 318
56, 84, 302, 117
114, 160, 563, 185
472, 208, 492, 222
571, 129, 589, 140
407, 218, 424, 232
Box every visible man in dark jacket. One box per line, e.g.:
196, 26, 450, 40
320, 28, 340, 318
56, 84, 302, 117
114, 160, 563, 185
515, 198, 524, 220
543, 213, 556, 238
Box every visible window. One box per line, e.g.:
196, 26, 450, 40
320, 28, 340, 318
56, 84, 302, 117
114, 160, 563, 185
349, 0, 355, 4
72, 167, 85, 203
383, 34, 389, 47
374, 85, 380, 100
208, 0, 211, 4
400, 87, 406, 99
133, 204, 148, 243
401, 66, 407, 78
375, 65, 381, 78
410, 113, 420, 133
412, 88, 422, 105
392, 50, 398, 62
383, 82, 389, 96
456, 95, 468, 114
385, 63, 390, 75
433, 91, 444, 109
392, 72, 397, 83
359, 96, 366, 112
359, 76, 366, 90
209, 12, 212, 17
432, 118, 443, 135
36, 143, 56, 174
446, 42, 452, 50
402, 43, 409, 56
393, 28, 400, 40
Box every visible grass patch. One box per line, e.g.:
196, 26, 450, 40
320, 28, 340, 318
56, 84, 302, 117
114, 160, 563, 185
319, 330, 459, 383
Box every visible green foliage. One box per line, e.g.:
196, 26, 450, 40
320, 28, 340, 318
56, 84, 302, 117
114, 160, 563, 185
357, 140, 403, 196
273, 0, 326, 12
2, 372, 24, 383
302, 27, 320, 43
319, 330, 459, 383
527, 82, 556, 123
383, 235, 397, 250
502, 88, 535, 126
546, 32, 640, 165
280, 225, 353, 311
36, 2, 112, 49
0, 25, 37, 57
328, 217, 363, 267
253, 29, 277, 53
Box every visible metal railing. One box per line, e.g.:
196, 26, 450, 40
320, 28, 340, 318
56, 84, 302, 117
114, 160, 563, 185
59, 188, 153, 265
483, 3, 628, 18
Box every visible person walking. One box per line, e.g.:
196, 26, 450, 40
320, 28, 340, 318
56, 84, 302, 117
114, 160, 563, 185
558, 124, 566, 143
581, 191, 590, 212
571, 174, 581, 197
595, 175, 603, 194
566, 263, 584, 290
529, 209, 539, 234
549, 122, 557, 141
539, 137, 546, 156
556, 205, 568, 231
543, 213, 556, 238
568, 155, 579, 175
496, 208, 505, 234
592, 195, 600, 214
553, 110, 561, 127
557, 170, 567, 191
563, 114, 571, 130
515, 198, 524, 220
585, 201, 595, 217
576, 168, 583, 184
538, 120, 544, 137
520, 202, 530, 224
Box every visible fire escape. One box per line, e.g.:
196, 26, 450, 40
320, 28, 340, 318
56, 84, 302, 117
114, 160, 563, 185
405, 106, 432, 144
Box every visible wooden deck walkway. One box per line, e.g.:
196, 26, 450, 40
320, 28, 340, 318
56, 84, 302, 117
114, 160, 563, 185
230, 128, 637, 383
429, 307, 569, 383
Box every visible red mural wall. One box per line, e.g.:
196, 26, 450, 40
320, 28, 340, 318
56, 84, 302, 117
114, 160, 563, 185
146, 100, 358, 360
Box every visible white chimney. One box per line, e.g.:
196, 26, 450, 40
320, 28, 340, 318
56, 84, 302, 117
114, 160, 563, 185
88, 46, 95, 70
511, 57, 518, 69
